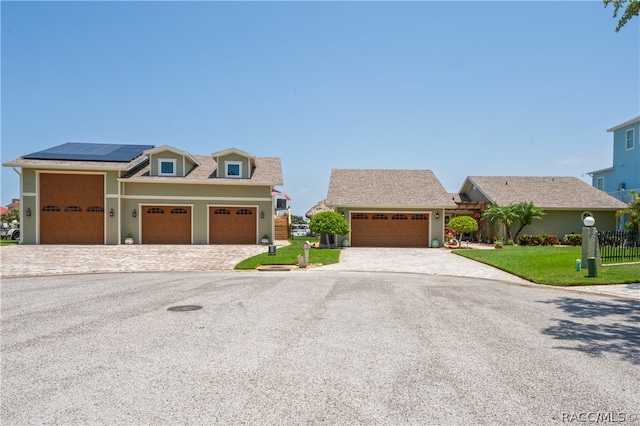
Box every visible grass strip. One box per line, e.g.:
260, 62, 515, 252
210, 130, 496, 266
454, 246, 640, 286
235, 238, 341, 270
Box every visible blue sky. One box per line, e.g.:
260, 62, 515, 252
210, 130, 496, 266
2, 1, 639, 217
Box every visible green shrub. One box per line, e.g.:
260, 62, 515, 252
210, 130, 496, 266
505, 239, 515, 246
494, 241, 504, 249
563, 234, 582, 246
518, 234, 559, 246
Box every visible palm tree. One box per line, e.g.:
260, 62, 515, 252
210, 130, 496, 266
513, 202, 545, 242
616, 189, 640, 233
481, 204, 517, 240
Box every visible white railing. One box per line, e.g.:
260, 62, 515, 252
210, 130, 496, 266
606, 187, 640, 204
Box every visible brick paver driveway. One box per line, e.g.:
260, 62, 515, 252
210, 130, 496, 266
0, 244, 269, 278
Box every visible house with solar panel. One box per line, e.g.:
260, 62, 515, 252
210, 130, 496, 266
3, 143, 283, 245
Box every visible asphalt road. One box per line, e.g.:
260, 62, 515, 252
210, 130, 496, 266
2, 271, 639, 424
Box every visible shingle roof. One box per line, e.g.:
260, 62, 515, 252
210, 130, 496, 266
123, 155, 283, 185
465, 176, 628, 209
326, 169, 456, 208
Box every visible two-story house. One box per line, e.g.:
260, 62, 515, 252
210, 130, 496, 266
3, 143, 283, 245
588, 116, 640, 204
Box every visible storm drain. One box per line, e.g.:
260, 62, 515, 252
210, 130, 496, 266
167, 305, 203, 312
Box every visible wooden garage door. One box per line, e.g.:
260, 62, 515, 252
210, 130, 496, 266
142, 206, 191, 244
350, 213, 429, 247
40, 173, 104, 244
209, 207, 256, 244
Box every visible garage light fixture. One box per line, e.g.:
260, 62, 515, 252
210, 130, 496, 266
260, 210, 265, 219
132, 209, 137, 218
109, 208, 114, 217
26, 208, 31, 217
435, 212, 440, 219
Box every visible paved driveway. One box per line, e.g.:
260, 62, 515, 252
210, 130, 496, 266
2, 272, 639, 424
316, 247, 531, 284
0, 244, 268, 278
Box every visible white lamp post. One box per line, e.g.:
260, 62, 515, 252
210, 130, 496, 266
581, 216, 599, 277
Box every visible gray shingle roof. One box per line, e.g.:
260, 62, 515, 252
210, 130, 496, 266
465, 176, 628, 209
327, 169, 456, 208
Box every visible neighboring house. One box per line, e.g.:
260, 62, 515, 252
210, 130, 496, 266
588, 116, 640, 204
325, 169, 456, 247
458, 176, 628, 240
7, 198, 20, 211
3, 143, 283, 244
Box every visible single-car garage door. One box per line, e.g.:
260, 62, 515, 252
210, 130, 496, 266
142, 206, 192, 244
209, 207, 257, 244
350, 213, 429, 247
40, 173, 105, 244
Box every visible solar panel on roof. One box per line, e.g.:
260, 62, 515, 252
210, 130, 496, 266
23, 143, 155, 162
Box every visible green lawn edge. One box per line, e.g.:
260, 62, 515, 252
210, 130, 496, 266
235, 238, 341, 270
453, 246, 640, 286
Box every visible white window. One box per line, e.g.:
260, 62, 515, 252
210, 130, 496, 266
626, 129, 634, 150
158, 159, 176, 176
596, 177, 604, 191
225, 161, 242, 178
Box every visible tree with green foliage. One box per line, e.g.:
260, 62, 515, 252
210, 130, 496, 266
309, 211, 350, 248
290, 215, 307, 224
447, 216, 478, 248
604, 0, 639, 31
512, 202, 545, 242
1, 209, 20, 223
616, 189, 640, 232
481, 204, 517, 241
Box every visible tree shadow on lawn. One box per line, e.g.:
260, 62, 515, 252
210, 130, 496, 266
537, 297, 640, 365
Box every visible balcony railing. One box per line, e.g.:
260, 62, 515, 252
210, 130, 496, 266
605, 187, 640, 204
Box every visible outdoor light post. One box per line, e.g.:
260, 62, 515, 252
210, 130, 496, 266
581, 216, 600, 278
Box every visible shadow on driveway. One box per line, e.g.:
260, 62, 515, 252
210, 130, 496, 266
538, 297, 640, 365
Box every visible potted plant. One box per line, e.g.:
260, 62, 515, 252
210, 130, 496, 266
261, 235, 270, 245
124, 233, 134, 245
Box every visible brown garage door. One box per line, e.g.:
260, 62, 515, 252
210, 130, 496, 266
209, 207, 256, 244
142, 206, 191, 244
40, 173, 105, 244
350, 213, 429, 247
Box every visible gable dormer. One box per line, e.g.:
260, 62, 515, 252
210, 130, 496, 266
144, 145, 199, 177
212, 148, 256, 179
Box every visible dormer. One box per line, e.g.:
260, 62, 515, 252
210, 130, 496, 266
212, 148, 256, 179
144, 145, 199, 177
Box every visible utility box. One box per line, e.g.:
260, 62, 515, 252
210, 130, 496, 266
587, 257, 598, 278
268, 245, 277, 256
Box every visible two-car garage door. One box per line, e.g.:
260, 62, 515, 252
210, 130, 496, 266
140, 206, 257, 244
350, 212, 430, 247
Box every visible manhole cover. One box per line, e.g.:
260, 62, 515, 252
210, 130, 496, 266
167, 305, 203, 312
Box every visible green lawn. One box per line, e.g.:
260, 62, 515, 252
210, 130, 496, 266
454, 246, 640, 286
0, 240, 19, 246
235, 238, 341, 270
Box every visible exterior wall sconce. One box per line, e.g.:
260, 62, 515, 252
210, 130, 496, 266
26, 208, 31, 217
435, 212, 440, 219
109, 208, 114, 217
132, 209, 137, 218
260, 210, 265, 219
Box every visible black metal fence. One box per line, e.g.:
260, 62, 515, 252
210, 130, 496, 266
597, 230, 640, 263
